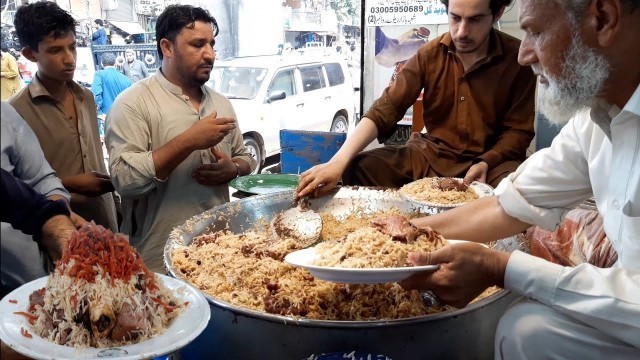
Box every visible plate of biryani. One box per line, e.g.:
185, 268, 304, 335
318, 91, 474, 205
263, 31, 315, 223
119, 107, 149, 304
285, 248, 439, 284
284, 215, 452, 284
286, 239, 485, 284
398, 177, 493, 208
0, 224, 210, 360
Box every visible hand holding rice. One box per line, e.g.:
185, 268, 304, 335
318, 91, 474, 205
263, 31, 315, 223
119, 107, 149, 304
313, 215, 446, 268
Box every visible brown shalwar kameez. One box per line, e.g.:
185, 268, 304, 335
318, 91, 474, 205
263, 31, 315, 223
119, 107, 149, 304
346, 30, 536, 188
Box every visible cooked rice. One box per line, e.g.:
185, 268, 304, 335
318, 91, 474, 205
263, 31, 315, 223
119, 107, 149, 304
313, 227, 446, 268
171, 212, 497, 320
399, 177, 479, 205
25, 224, 185, 348
320, 210, 406, 240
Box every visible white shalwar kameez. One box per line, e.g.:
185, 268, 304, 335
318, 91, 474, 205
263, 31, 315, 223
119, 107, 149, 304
493, 84, 640, 359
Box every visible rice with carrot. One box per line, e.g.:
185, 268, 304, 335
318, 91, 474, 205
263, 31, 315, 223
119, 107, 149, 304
17, 223, 186, 348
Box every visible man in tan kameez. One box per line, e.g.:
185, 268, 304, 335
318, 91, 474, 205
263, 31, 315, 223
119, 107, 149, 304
106, 5, 255, 272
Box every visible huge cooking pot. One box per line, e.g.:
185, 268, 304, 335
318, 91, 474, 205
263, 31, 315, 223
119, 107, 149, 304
164, 187, 523, 360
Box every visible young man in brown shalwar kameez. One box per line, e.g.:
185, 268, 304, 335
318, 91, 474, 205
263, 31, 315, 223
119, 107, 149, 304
297, 0, 536, 197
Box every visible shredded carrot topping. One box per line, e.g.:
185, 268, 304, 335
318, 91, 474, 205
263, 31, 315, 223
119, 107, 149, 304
58, 224, 158, 291
14, 311, 38, 325
150, 297, 176, 313
70, 293, 78, 309
8, 299, 17, 304
20, 327, 33, 338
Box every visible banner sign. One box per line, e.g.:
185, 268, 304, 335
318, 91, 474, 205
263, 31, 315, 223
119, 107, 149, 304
365, 0, 448, 26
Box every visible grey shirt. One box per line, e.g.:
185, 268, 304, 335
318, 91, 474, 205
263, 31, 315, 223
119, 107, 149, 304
106, 71, 255, 272
122, 59, 149, 82
1, 102, 70, 288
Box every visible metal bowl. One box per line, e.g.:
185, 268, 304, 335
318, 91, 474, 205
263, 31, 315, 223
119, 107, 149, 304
164, 187, 523, 359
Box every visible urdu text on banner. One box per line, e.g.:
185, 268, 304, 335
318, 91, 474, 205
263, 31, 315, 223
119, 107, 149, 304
365, 0, 448, 26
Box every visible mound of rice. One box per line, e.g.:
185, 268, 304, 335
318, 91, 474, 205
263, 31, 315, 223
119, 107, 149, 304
399, 177, 479, 205
19, 224, 185, 348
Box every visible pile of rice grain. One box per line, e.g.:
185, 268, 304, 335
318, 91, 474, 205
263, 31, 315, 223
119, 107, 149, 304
26, 224, 183, 348
313, 227, 445, 268
171, 212, 450, 320
171, 211, 498, 321
319, 210, 405, 240
399, 177, 479, 205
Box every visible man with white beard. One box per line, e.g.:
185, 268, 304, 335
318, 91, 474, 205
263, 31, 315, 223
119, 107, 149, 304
394, 0, 640, 358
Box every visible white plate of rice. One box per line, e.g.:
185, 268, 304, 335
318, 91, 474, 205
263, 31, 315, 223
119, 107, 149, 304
285, 240, 487, 284
284, 249, 439, 284
399, 177, 493, 208
0, 274, 210, 360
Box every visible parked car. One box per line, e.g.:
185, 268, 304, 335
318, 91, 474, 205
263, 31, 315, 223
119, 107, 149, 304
207, 53, 357, 173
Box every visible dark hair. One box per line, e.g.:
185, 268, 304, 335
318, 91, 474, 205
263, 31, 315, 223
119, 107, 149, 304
155, 5, 218, 60
439, 0, 513, 17
625, 0, 640, 12
94, 19, 104, 27
14, 2, 77, 51
102, 52, 116, 66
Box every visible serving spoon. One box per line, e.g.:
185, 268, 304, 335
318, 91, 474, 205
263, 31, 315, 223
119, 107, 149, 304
270, 196, 322, 247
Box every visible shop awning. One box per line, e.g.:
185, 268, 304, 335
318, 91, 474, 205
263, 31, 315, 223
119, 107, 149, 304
109, 21, 146, 35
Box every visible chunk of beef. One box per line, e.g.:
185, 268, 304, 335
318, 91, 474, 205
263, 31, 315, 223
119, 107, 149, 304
59, 328, 72, 345
74, 297, 91, 331
436, 178, 468, 192
28, 288, 45, 311
371, 215, 420, 243
110, 301, 148, 341
371, 215, 444, 245
193, 233, 218, 247
41, 311, 55, 337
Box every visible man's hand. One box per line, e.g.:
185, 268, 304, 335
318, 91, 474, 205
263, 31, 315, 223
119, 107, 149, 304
41, 214, 76, 262
399, 242, 510, 308
463, 161, 489, 184
63, 172, 115, 197
375, 27, 429, 67
192, 148, 236, 186
185, 111, 236, 151
70, 211, 87, 229
151, 112, 236, 181
296, 162, 344, 198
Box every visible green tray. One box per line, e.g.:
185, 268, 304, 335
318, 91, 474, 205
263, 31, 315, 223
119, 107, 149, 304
229, 174, 299, 195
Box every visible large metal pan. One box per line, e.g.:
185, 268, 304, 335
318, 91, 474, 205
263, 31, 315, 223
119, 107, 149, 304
164, 187, 523, 359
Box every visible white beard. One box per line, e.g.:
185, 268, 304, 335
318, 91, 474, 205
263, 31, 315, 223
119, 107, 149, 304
535, 32, 610, 126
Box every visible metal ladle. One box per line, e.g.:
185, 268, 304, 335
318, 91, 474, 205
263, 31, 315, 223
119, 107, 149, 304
270, 197, 322, 247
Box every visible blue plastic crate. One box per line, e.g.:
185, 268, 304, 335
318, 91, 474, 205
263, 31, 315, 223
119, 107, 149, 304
280, 130, 346, 174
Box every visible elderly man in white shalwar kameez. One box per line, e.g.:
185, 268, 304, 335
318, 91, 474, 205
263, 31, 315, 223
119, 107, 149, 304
394, 0, 640, 358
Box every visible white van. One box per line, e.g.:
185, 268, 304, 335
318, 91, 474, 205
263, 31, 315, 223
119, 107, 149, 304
207, 53, 357, 173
